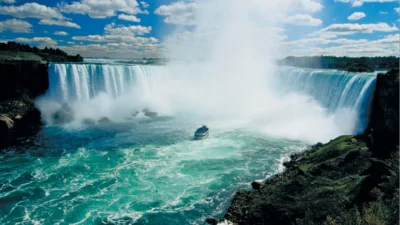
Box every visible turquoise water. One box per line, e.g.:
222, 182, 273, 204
0, 117, 306, 224
0, 64, 377, 224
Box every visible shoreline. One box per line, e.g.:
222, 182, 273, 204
208, 68, 399, 225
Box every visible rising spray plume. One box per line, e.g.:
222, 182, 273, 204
36, 0, 376, 143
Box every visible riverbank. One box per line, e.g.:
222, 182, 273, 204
210, 69, 399, 225
0, 42, 84, 149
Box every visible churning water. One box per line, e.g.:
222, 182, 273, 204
0, 63, 376, 224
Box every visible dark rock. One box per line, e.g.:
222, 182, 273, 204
0, 115, 14, 148
206, 218, 219, 225
0, 61, 48, 102
132, 111, 139, 117
52, 103, 74, 124
311, 142, 323, 149
143, 108, 157, 117
82, 118, 95, 126
98, 117, 111, 124
364, 68, 399, 158
251, 181, 264, 190
217, 69, 400, 225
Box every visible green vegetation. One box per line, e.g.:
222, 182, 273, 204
278, 56, 398, 72
114, 58, 168, 65
225, 136, 399, 225
0, 42, 83, 62
223, 69, 399, 225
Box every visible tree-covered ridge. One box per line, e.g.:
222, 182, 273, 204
278, 56, 399, 72
0, 42, 83, 62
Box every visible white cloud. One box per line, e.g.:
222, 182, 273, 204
294, 0, 323, 12
71, 22, 157, 51
0, 3, 63, 19
104, 22, 151, 36
15, 37, 57, 47
314, 23, 398, 38
283, 14, 322, 26
1, 0, 16, 4
39, 19, 81, 29
347, 12, 366, 20
54, 31, 68, 36
140, 1, 149, 8
60, 42, 161, 59
335, 0, 396, 7
0, 19, 32, 33
118, 14, 140, 22
155, 2, 197, 25
67, 41, 75, 44
282, 34, 399, 57
59, 0, 148, 19
395, 7, 399, 13
379, 11, 388, 15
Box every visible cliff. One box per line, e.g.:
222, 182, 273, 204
0, 61, 49, 148
211, 69, 399, 225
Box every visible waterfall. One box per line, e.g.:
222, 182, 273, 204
38, 63, 377, 142
45, 63, 160, 102
275, 67, 376, 133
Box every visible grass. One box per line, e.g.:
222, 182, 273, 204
0, 51, 43, 61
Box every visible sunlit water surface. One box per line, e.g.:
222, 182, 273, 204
0, 116, 306, 225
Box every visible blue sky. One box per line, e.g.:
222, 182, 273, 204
0, 0, 398, 58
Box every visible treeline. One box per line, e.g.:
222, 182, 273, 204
278, 56, 399, 72
0, 42, 83, 62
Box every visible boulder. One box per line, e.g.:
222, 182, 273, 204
98, 117, 111, 124
0, 115, 14, 147
132, 111, 139, 117
53, 103, 74, 124
82, 118, 95, 126
251, 181, 264, 190
206, 218, 219, 225
143, 108, 157, 117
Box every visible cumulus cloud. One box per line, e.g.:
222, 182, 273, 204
118, 14, 140, 22
54, 31, 68, 36
0, 3, 63, 19
395, 7, 400, 13
70, 22, 158, 54
293, 0, 323, 12
335, 0, 396, 7
283, 14, 322, 26
15, 37, 57, 47
347, 12, 366, 20
140, 1, 149, 8
104, 22, 151, 36
0, 19, 32, 33
59, 0, 148, 19
1, 0, 16, 4
282, 34, 399, 57
39, 19, 81, 29
154, 1, 197, 25
60, 42, 160, 59
314, 22, 398, 38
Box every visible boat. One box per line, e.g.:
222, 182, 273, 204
194, 125, 209, 140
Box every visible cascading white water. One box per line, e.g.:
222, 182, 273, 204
37, 62, 376, 143
275, 67, 376, 133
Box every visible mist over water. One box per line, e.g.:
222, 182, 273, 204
37, 0, 375, 143
1, 1, 381, 224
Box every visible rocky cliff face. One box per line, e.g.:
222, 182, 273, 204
365, 69, 399, 159
214, 69, 399, 225
0, 61, 48, 148
0, 61, 48, 102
